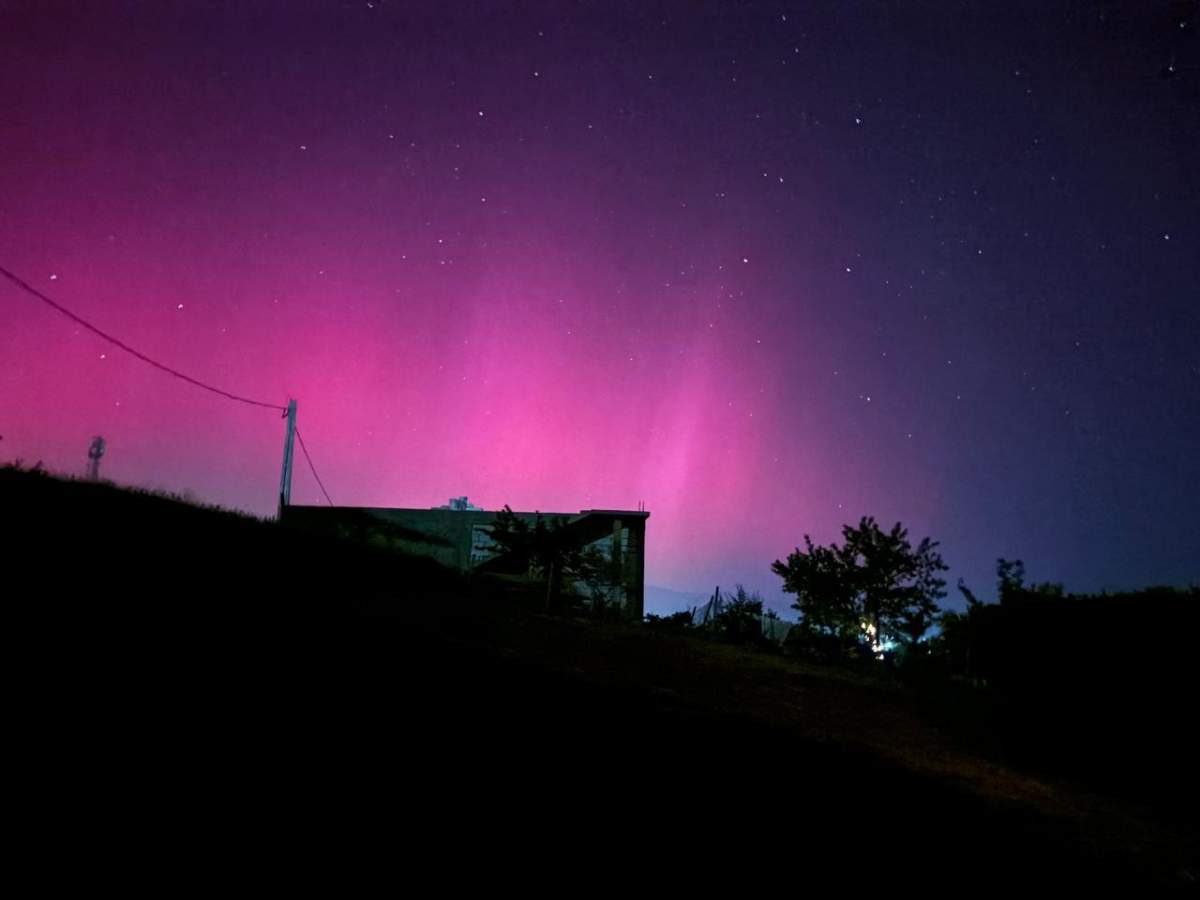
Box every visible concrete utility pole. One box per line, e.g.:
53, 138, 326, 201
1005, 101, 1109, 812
86, 436, 105, 481
278, 399, 297, 519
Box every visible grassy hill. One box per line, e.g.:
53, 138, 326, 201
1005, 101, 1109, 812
5, 465, 1196, 888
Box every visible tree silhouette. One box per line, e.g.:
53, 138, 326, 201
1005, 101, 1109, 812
772, 517, 949, 656
488, 505, 598, 610
935, 577, 988, 681
711, 585, 769, 646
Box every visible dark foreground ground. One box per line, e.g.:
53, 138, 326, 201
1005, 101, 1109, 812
6, 467, 1198, 889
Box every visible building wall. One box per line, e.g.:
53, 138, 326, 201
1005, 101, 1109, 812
282, 505, 648, 619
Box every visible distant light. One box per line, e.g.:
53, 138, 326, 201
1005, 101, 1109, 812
49, 273, 58, 280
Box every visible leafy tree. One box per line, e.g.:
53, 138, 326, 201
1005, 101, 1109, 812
488, 505, 612, 611
996, 557, 1064, 605
995, 558, 1025, 600
772, 517, 949, 657
936, 560, 1063, 682
771, 536, 858, 646
574, 544, 624, 616
486, 505, 539, 570
711, 585, 769, 646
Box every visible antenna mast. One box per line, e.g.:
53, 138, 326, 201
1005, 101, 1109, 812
86, 436, 105, 481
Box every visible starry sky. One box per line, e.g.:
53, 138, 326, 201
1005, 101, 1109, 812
1, 1, 1197, 610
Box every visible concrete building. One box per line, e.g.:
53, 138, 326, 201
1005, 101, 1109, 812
282, 502, 649, 619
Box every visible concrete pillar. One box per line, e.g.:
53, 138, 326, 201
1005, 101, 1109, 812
626, 518, 646, 621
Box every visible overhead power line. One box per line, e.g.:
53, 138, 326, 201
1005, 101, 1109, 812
3, 262, 334, 506
0, 264, 287, 411
295, 428, 333, 506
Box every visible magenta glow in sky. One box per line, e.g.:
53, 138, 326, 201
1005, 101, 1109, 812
2, 2, 1197, 606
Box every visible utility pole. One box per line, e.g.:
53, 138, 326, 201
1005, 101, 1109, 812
86, 436, 105, 481
278, 399, 297, 520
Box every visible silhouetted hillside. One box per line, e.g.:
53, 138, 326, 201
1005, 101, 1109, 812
3, 464, 459, 615
6, 467, 1196, 888
935, 580, 1199, 821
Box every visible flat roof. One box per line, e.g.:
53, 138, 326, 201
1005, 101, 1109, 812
288, 505, 648, 518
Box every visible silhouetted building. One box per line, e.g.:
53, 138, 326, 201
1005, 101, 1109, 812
282, 502, 649, 619
438, 496, 483, 511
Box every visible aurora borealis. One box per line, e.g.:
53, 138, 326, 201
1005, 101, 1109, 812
2, 2, 1196, 606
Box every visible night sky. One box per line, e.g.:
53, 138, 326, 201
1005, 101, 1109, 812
2, 1, 1197, 610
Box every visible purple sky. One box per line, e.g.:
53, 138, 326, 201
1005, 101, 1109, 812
2, 2, 1197, 610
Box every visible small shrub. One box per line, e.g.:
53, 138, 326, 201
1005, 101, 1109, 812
644, 611, 693, 633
